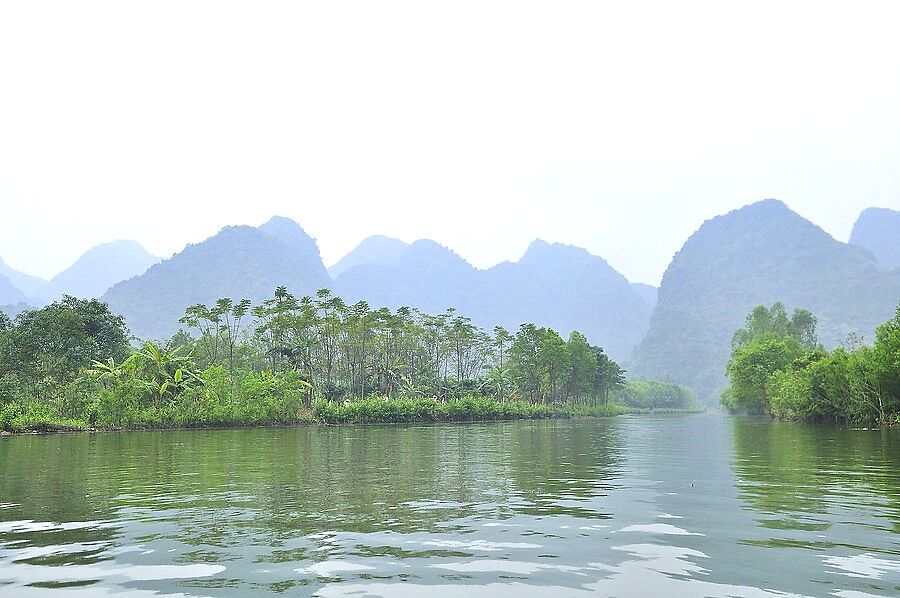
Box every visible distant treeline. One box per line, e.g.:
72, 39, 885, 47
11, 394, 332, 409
0, 289, 694, 432
722, 302, 900, 425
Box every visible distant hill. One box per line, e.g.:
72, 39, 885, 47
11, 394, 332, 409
334, 239, 481, 316
631, 283, 658, 308
630, 199, 900, 402
328, 235, 411, 278
102, 217, 330, 340
333, 238, 652, 360
34, 240, 159, 305
850, 207, 900, 269
0, 302, 31, 319
0, 273, 28, 306
481, 241, 652, 360
0, 257, 45, 297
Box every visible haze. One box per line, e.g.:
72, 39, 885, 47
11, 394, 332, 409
1, 1, 899, 284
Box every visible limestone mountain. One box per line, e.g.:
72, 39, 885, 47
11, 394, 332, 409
35, 240, 160, 305
0, 257, 46, 297
328, 235, 411, 278
103, 217, 330, 340
849, 207, 900, 269
332, 238, 652, 360
0, 273, 28, 306
631, 283, 658, 309
333, 239, 481, 316
480, 241, 652, 360
630, 199, 900, 402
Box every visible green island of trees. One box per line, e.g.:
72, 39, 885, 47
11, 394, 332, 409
722, 302, 900, 425
0, 289, 695, 433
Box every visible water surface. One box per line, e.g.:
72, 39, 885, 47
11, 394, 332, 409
1, 415, 898, 596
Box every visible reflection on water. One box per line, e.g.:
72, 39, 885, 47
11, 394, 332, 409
0, 416, 898, 596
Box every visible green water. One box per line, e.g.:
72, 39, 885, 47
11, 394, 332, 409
1, 415, 898, 597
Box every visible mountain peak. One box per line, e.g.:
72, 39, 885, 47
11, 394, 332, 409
0, 256, 46, 297
521, 239, 593, 263
35, 240, 160, 305
103, 223, 330, 339
329, 235, 411, 279
850, 207, 900, 269
258, 216, 323, 262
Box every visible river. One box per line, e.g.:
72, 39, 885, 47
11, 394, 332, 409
1, 415, 898, 596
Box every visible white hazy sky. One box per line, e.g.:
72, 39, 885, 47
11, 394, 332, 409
1, 1, 899, 285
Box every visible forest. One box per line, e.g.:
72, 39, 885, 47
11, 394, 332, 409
0, 289, 694, 433
722, 302, 900, 424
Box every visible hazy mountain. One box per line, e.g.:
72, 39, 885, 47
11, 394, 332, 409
630, 199, 900, 402
0, 273, 28, 306
103, 217, 330, 340
631, 283, 658, 308
34, 240, 159, 305
850, 207, 900, 269
333, 238, 652, 360
334, 239, 481, 315
328, 235, 411, 278
0, 302, 31, 319
0, 257, 45, 297
480, 241, 653, 360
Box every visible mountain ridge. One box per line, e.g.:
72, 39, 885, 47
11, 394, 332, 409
102, 218, 330, 340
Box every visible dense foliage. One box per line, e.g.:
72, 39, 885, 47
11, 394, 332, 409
722, 302, 900, 424
614, 379, 695, 410
0, 289, 684, 433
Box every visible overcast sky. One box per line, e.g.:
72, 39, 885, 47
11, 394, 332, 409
1, 1, 899, 285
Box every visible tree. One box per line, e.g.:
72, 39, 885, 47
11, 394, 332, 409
593, 346, 625, 407
564, 331, 597, 403
723, 333, 806, 413
6, 296, 129, 385
509, 324, 544, 403
732, 302, 818, 350
539, 328, 569, 403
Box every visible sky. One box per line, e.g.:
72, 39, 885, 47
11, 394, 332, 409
1, 1, 899, 285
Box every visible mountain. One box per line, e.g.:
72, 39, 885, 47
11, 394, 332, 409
0, 257, 45, 297
334, 239, 481, 315
34, 240, 159, 305
102, 217, 330, 340
328, 235, 411, 278
0, 302, 31, 319
630, 199, 900, 402
0, 273, 28, 306
481, 241, 653, 360
333, 238, 652, 360
631, 283, 658, 308
850, 207, 900, 269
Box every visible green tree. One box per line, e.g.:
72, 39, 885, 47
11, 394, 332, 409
509, 324, 544, 403
723, 333, 806, 413
564, 331, 597, 402
5, 296, 129, 386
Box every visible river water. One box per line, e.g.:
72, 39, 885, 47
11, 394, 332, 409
1, 415, 898, 596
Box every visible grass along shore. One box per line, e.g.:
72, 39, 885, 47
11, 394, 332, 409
0, 394, 702, 434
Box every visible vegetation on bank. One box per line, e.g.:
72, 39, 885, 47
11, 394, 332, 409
0, 291, 693, 433
722, 302, 900, 425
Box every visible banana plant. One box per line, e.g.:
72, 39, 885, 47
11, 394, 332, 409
87, 341, 202, 403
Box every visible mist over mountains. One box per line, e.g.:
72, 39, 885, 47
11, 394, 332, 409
3, 200, 899, 403
333, 237, 653, 360
0, 241, 159, 311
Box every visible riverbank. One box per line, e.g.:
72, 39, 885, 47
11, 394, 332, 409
0, 395, 704, 435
